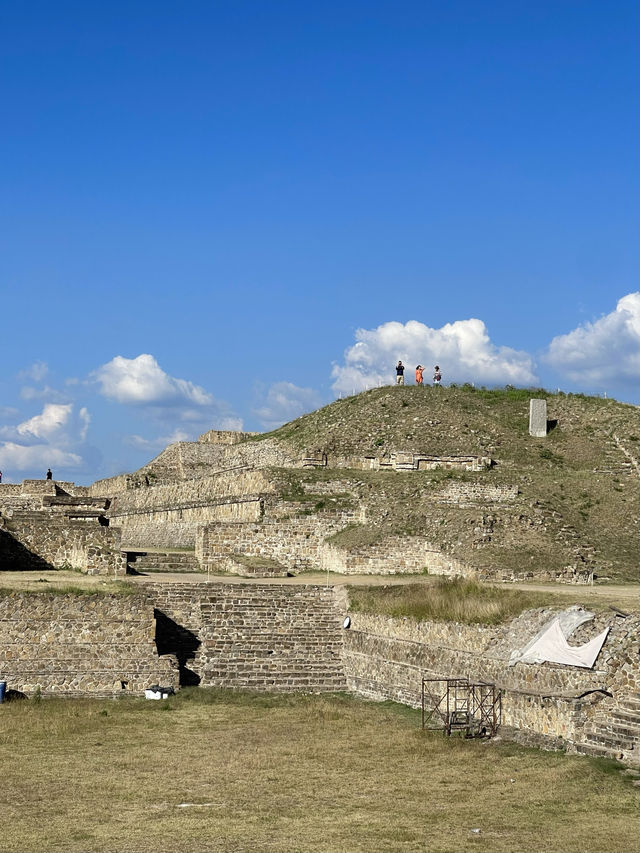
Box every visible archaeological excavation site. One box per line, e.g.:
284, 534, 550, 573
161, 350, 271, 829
0, 385, 638, 764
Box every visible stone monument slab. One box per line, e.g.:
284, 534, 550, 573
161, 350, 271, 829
529, 399, 547, 437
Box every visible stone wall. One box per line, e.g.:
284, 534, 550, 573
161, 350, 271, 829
130, 438, 298, 484
329, 453, 493, 472
152, 583, 346, 691
196, 499, 470, 577
0, 484, 125, 575
0, 584, 347, 696
115, 497, 264, 549
0, 591, 175, 696
0, 510, 125, 575
320, 537, 472, 576
196, 504, 360, 573
106, 470, 272, 548
341, 608, 639, 758
198, 429, 261, 445
1, 582, 636, 761
438, 482, 519, 504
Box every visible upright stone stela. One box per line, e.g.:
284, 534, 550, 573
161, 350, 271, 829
529, 399, 547, 437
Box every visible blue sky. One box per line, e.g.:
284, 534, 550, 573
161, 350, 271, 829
1, 0, 637, 484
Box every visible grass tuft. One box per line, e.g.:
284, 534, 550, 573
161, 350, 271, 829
348, 576, 555, 624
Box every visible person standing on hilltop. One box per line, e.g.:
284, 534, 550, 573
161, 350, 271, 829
395, 361, 405, 385
46, 468, 53, 480
433, 365, 442, 385
415, 365, 424, 385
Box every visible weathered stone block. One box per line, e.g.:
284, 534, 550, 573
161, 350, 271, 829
529, 399, 547, 437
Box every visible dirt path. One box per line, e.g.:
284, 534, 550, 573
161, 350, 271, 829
0, 568, 637, 610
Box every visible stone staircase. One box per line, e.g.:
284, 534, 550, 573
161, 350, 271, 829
593, 442, 637, 478
576, 692, 640, 765
150, 582, 348, 693
126, 551, 201, 573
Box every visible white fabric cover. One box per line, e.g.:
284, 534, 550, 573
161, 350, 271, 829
509, 608, 610, 668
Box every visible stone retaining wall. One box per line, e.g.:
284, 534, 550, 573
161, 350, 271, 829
0, 510, 125, 575
0, 584, 347, 697
439, 483, 519, 504
152, 583, 346, 691
196, 506, 359, 572
321, 537, 472, 576
0, 592, 175, 695
1, 583, 636, 760
341, 609, 639, 756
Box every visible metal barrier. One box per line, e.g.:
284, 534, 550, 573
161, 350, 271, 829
421, 677, 501, 738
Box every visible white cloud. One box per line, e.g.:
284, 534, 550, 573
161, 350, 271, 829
79, 407, 91, 441
17, 361, 49, 382
125, 428, 193, 452
0, 406, 20, 421
0, 442, 82, 472
253, 382, 322, 429
545, 293, 640, 386
331, 318, 538, 394
16, 403, 73, 440
0, 403, 92, 480
92, 354, 214, 407
19, 385, 70, 402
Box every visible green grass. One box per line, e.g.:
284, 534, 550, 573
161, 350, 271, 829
0, 690, 637, 853
347, 576, 566, 624
0, 580, 137, 597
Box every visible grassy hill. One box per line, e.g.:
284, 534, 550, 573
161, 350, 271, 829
257, 386, 639, 582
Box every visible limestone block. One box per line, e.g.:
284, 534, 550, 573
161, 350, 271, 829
529, 399, 547, 437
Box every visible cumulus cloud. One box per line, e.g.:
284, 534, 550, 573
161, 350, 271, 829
91, 353, 243, 437
331, 318, 538, 394
92, 354, 214, 407
0, 403, 92, 479
253, 382, 322, 429
544, 293, 640, 386
0, 442, 82, 471
16, 403, 73, 440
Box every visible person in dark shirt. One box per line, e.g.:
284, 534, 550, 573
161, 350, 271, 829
46, 468, 53, 480
395, 361, 405, 385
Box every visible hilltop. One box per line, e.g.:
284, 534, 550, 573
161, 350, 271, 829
252, 386, 639, 582
108, 385, 638, 583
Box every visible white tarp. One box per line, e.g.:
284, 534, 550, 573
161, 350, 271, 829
509, 608, 610, 669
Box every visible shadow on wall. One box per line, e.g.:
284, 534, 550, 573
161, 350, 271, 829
0, 528, 54, 571
153, 608, 202, 687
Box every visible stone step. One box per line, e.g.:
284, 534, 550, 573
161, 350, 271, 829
580, 732, 637, 751
128, 552, 199, 573
574, 742, 624, 760
585, 721, 639, 740
619, 696, 640, 711
609, 709, 640, 726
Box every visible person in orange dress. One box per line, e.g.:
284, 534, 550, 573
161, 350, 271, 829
415, 365, 424, 385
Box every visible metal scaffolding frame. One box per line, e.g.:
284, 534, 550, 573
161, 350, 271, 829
421, 677, 501, 738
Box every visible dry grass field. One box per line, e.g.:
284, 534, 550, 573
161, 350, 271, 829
1, 690, 637, 853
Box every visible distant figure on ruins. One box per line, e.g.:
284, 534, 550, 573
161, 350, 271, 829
46, 468, 53, 480
395, 361, 405, 385
433, 365, 442, 385
415, 365, 424, 385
